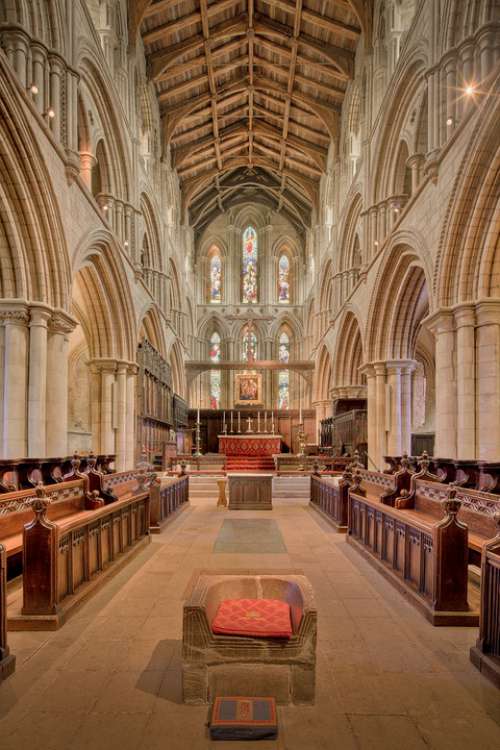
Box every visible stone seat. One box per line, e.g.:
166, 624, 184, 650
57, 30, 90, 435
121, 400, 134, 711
182, 572, 317, 705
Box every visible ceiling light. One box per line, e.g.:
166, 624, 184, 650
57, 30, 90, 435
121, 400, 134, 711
28, 84, 38, 95
465, 84, 475, 96
46, 108, 55, 119
446, 117, 453, 126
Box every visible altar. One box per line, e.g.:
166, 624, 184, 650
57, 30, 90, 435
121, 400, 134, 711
218, 435, 282, 456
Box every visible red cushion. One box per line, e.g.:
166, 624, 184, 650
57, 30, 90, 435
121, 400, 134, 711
212, 598, 292, 639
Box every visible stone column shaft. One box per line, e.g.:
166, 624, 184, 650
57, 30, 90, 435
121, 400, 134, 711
28, 307, 50, 456
2, 312, 29, 458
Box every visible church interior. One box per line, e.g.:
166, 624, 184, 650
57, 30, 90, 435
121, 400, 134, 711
0, 0, 500, 747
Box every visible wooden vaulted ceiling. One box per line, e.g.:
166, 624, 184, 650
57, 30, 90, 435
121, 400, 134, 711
132, 1, 367, 236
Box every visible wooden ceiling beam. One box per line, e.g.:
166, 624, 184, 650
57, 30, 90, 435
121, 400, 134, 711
158, 57, 248, 100
143, 0, 240, 45
174, 122, 247, 167
253, 56, 345, 100
256, 36, 347, 82
149, 14, 247, 79
254, 15, 354, 78
258, 0, 360, 40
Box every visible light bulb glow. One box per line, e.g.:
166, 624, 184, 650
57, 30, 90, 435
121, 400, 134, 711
446, 117, 453, 126
465, 85, 475, 96
30, 84, 38, 95
47, 108, 55, 119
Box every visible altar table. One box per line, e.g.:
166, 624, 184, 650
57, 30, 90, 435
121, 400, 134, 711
218, 435, 282, 457
227, 473, 273, 510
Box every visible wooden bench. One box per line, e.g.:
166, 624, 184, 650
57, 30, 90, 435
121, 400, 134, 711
0, 477, 104, 578
395, 474, 500, 568
8, 484, 150, 630
0, 453, 115, 493
149, 474, 189, 533
0, 545, 15, 682
383, 454, 500, 494
470, 516, 500, 688
348, 480, 479, 626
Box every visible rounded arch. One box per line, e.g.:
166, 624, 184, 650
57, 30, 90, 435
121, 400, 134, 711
72, 229, 136, 361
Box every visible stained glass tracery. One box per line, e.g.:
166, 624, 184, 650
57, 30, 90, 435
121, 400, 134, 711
209, 251, 222, 303
242, 226, 258, 303
278, 331, 290, 409
241, 323, 258, 363
278, 254, 290, 303
209, 332, 222, 409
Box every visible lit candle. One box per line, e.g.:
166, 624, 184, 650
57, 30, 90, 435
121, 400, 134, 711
230, 411, 234, 432
257, 411, 261, 432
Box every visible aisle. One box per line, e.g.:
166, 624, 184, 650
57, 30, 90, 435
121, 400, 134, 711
1, 496, 499, 750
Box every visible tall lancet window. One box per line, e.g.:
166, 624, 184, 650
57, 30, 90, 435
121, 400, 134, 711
209, 332, 222, 409
278, 254, 291, 303
278, 331, 290, 409
209, 249, 222, 303
242, 226, 258, 303
241, 322, 258, 363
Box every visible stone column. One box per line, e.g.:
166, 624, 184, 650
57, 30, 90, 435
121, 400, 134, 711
374, 362, 387, 470
1, 306, 29, 458
46, 313, 75, 456
125, 365, 137, 468
401, 362, 416, 455
361, 365, 377, 470
89, 362, 101, 452
475, 301, 500, 460
79, 152, 96, 189
30, 43, 46, 116
115, 363, 128, 470
427, 311, 456, 458
386, 362, 402, 456
48, 53, 64, 142
27, 305, 51, 457
99, 363, 116, 455
455, 304, 476, 458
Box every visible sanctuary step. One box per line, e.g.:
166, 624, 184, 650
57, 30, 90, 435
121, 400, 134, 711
189, 475, 225, 499
226, 456, 275, 472
272, 475, 311, 499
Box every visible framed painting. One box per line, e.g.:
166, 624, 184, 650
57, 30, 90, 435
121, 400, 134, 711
235, 372, 263, 406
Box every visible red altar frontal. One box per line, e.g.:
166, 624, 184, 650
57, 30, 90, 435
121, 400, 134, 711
218, 435, 282, 456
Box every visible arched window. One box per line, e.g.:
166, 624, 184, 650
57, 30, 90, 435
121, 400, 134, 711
242, 226, 258, 303
208, 247, 222, 303
278, 331, 290, 409
241, 323, 258, 362
278, 254, 291, 303
209, 332, 222, 409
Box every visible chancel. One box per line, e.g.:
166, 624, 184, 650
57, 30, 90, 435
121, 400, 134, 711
0, 1, 499, 748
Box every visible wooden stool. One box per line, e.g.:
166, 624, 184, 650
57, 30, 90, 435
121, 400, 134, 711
217, 479, 227, 507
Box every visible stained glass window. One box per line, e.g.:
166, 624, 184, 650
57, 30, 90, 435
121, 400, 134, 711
209, 332, 222, 409
209, 252, 222, 303
278, 371, 289, 409
278, 254, 290, 303
241, 323, 258, 362
278, 332, 290, 363
242, 226, 258, 303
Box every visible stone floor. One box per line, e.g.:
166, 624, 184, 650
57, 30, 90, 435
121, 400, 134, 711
1, 496, 500, 750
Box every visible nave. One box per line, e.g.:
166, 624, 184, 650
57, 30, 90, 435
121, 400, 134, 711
1, 495, 500, 750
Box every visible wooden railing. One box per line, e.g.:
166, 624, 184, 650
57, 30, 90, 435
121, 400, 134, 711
310, 475, 349, 531
0, 544, 15, 682
470, 517, 500, 688
149, 475, 189, 532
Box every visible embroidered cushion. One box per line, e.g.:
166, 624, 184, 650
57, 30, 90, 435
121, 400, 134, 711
211, 598, 293, 639
210, 696, 278, 740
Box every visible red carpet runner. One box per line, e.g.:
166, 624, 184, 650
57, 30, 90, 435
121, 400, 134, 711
225, 456, 275, 472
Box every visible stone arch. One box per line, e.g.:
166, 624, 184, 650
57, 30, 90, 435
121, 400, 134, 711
333, 310, 365, 389
169, 339, 186, 397
367, 242, 432, 362
338, 193, 363, 273
314, 344, 333, 403
71, 230, 136, 361
436, 76, 500, 306
272, 237, 301, 305
0, 56, 69, 308
137, 304, 167, 359
371, 54, 429, 204
77, 48, 132, 202
0, 0, 66, 55
392, 139, 412, 196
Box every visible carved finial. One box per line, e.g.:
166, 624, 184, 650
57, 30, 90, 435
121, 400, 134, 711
400, 452, 410, 470
351, 467, 363, 491
442, 484, 461, 516
312, 459, 320, 476
71, 451, 81, 472
493, 512, 500, 535
419, 451, 430, 473
179, 460, 187, 476
33, 483, 49, 519
87, 451, 97, 470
